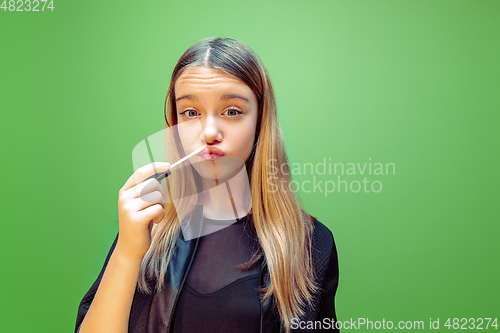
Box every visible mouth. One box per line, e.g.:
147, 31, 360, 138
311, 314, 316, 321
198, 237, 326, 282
197, 146, 225, 161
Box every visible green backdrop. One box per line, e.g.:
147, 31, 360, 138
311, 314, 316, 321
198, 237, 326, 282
1, 0, 498, 332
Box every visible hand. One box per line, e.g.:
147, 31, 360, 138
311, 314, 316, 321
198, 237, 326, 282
115, 162, 170, 262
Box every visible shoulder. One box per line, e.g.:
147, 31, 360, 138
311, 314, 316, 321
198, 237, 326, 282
310, 219, 338, 278
311, 219, 336, 257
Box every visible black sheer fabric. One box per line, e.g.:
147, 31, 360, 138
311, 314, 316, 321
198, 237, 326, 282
147, 214, 265, 333
170, 273, 262, 333
185, 215, 262, 293
75, 216, 339, 333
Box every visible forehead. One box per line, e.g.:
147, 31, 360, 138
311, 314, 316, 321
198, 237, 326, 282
175, 66, 251, 94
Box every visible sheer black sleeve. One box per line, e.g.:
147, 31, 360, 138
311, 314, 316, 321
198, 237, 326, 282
315, 229, 339, 331
74, 233, 119, 333
311, 220, 339, 332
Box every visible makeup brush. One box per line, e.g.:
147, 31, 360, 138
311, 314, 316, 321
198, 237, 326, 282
146, 144, 207, 182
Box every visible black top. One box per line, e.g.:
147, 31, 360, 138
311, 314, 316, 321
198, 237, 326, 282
75, 217, 339, 333
147, 215, 265, 333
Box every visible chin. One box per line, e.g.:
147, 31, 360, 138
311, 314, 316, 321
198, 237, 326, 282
191, 156, 246, 183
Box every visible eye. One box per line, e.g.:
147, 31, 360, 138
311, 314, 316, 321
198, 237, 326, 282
180, 109, 200, 118
224, 108, 243, 117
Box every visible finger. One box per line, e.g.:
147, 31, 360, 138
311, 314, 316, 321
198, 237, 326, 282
151, 212, 165, 224
135, 204, 165, 225
121, 162, 171, 192
120, 177, 166, 202
130, 177, 165, 199
134, 191, 165, 211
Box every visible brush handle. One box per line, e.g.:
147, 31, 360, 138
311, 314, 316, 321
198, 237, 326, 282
145, 170, 172, 182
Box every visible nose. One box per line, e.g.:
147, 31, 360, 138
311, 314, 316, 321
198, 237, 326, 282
200, 115, 222, 144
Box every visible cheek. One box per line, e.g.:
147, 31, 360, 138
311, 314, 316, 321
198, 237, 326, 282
230, 123, 256, 155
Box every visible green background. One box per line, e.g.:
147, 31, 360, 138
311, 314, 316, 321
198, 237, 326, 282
1, 0, 498, 332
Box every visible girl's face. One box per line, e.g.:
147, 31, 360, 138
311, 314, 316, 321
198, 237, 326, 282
174, 65, 259, 181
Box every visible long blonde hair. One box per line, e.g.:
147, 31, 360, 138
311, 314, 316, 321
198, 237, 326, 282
138, 37, 318, 332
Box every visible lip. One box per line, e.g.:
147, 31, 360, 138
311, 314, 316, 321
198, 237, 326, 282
197, 146, 225, 161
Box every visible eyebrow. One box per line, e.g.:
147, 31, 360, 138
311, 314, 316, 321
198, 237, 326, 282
176, 94, 250, 103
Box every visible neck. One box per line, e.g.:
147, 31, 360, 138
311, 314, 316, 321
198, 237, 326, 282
198, 165, 251, 220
